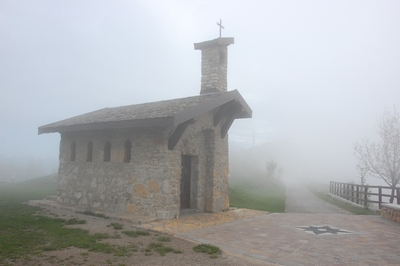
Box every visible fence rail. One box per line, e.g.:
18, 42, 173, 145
329, 181, 400, 209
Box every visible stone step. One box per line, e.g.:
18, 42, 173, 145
180, 208, 197, 216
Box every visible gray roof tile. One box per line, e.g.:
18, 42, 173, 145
38, 90, 251, 134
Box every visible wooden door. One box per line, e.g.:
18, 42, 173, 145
180, 156, 191, 209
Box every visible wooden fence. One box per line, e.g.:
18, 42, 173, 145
329, 181, 400, 209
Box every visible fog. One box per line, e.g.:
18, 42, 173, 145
1, 1, 400, 184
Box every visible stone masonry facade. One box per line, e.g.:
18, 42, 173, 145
57, 111, 229, 219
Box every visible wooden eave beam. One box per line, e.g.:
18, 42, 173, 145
213, 101, 234, 127
221, 104, 243, 138
168, 119, 195, 150
38, 117, 174, 135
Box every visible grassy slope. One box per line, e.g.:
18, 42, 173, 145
0, 174, 57, 205
229, 175, 286, 213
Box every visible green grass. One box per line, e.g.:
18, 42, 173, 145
229, 175, 286, 212
78, 210, 110, 219
193, 244, 221, 258
122, 230, 150, 238
66, 218, 87, 225
0, 174, 57, 205
157, 236, 171, 242
305, 182, 377, 215
0, 175, 134, 262
147, 242, 182, 256
108, 222, 124, 230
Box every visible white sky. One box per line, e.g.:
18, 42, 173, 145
1, 0, 400, 182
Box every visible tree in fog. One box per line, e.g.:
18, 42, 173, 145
356, 164, 368, 186
266, 160, 283, 179
354, 106, 400, 203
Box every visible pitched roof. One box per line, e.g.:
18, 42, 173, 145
38, 90, 252, 134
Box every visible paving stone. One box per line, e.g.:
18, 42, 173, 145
180, 181, 400, 265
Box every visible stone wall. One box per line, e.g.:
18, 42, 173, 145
57, 111, 229, 219
381, 204, 400, 223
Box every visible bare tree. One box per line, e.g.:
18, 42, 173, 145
356, 164, 368, 186
354, 106, 400, 203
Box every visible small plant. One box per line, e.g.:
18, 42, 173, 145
157, 236, 171, 242
122, 230, 150, 238
80, 210, 110, 219
147, 242, 180, 256
66, 218, 86, 225
93, 233, 111, 239
88, 243, 117, 254
193, 244, 221, 258
112, 232, 121, 239
127, 243, 138, 252
108, 222, 123, 230
114, 246, 131, 257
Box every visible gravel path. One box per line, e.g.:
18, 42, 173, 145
284, 179, 352, 214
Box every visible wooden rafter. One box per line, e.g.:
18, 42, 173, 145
168, 119, 195, 150
213, 101, 234, 127
221, 103, 243, 138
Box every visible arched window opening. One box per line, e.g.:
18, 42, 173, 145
70, 142, 76, 161
124, 140, 132, 163
104, 141, 111, 162
87, 141, 93, 162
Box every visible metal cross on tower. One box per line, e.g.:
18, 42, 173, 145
216, 19, 224, 38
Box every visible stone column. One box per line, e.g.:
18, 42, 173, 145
194, 38, 234, 95
204, 129, 215, 212
203, 128, 230, 212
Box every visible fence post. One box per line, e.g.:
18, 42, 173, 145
337, 182, 340, 197
347, 184, 350, 200
351, 184, 354, 203
364, 186, 368, 207
397, 187, 400, 205
336, 182, 339, 196
378, 187, 382, 209
342, 183, 345, 199
356, 185, 359, 205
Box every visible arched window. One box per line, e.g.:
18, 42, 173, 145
70, 142, 76, 161
124, 140, 132, 163
104, 141, 111, 162
87, 141, 93, 162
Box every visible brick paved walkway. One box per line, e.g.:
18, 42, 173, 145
180, 181, 400, 265
180, 213, 400, 265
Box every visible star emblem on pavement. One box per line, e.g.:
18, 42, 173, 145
295, 225, 353, 235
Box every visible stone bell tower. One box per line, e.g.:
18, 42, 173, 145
194, 37, 234, 95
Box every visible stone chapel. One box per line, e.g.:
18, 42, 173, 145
39, 37, 252, 219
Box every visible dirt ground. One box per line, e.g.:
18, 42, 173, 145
140, 208, 268, 235
3, 206, 272, 266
